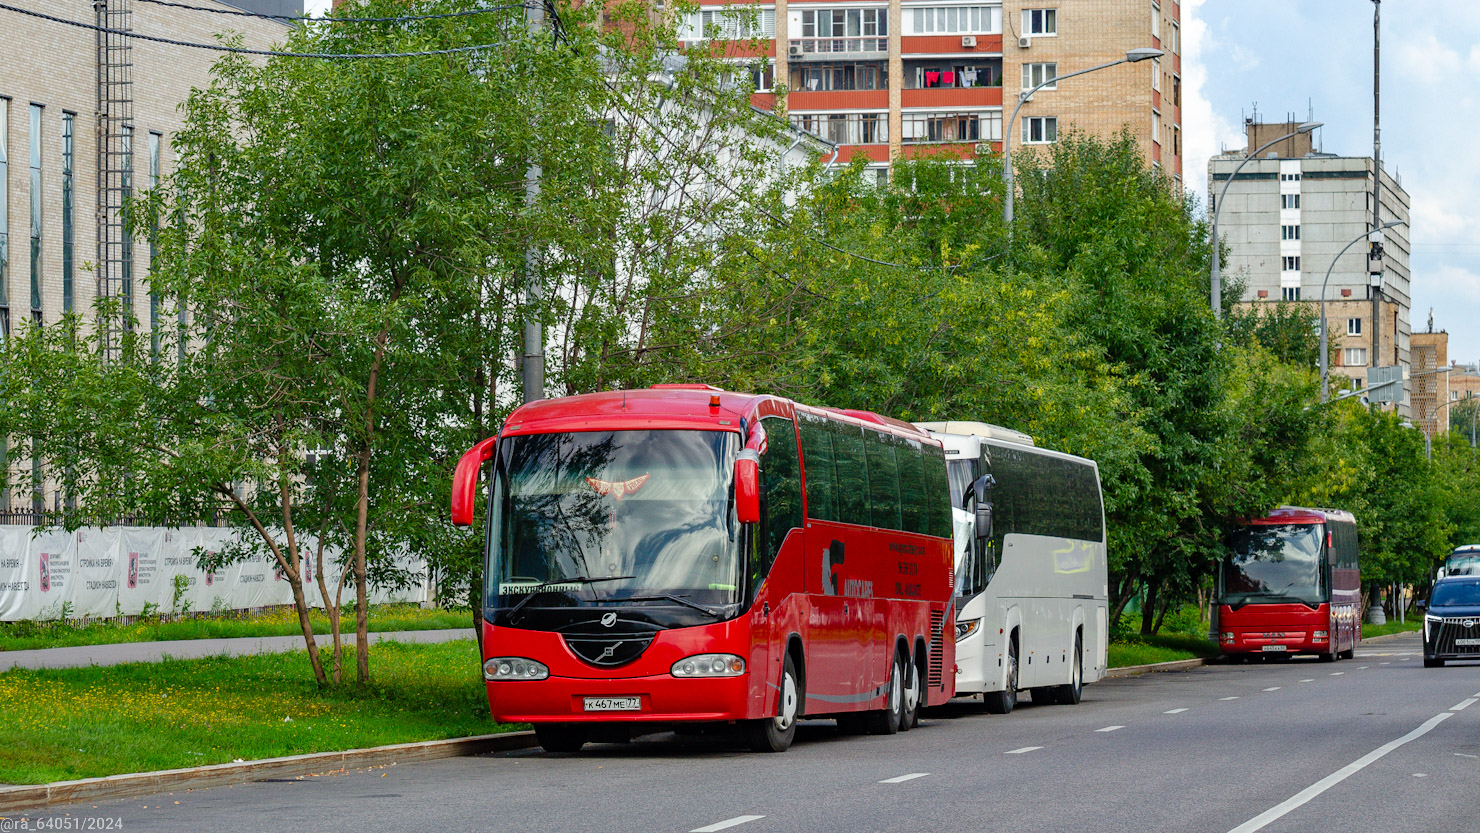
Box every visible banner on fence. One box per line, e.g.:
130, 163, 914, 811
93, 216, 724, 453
0, 525, 428, 621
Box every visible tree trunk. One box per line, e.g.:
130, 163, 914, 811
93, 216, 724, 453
312, 520, 344, 686
1140, 580, 1159, 636
1108, 577, 1137, 629
352, 324, 393, 684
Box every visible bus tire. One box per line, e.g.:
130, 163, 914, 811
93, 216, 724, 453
534, 723, 588, 754
1319, 650, 1336, 662
865, 651, 906, 735
983, 636, 1018, 715
1424, 657, 1445, 668
899, 650, 922, 732
1339, 647, 1355, 660
1050, 632, 1084, 705
835, 712, 869, 734
745, 654, 799, 752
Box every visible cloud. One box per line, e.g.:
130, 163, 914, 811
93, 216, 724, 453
1181, 0, 1249, 206
1423, 264, 1480, 306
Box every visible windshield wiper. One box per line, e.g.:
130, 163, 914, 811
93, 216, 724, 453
608, 594, 724, 618
505, 575, 636, 623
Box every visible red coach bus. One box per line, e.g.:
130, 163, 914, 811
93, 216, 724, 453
450, 385, 956, 753
1215, 507, 1361, 662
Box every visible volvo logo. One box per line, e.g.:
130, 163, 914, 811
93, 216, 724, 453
601, 612, 618, 628
598, 642, 623, 660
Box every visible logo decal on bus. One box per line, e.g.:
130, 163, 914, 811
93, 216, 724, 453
601, 612, 618, 627
585, 474, 651, 501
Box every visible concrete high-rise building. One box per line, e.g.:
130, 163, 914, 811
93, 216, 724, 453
1209, 117, 1412, 409
0, 1, 294, 514
680, 0, 1182, 186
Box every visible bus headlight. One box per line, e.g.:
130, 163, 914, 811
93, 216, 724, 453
955, 619, 980, 642
1313, 630, 1329, 641
1221, 632, 1235, 644
484, 657, 549, 681
672, 654, 745, 677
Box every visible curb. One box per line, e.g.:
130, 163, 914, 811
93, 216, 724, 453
1359, 629, 1422, 644
1105, 657, 1208, 678
0, 731, 537, 814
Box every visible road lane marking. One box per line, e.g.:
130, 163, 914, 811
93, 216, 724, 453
1358, 666, 1369, 670
1262, 687, 1281, 692
1456, 753, 1478, 759
1095, 726, 1123, 732
1450, 698, 1476, 712
1330, 672, 1344, 676
1220, 696, 1239, 701
692, 816, 765, 832
1413, 773, 1427, 777
1005, 746, 1042, 754
1225, 712, 1454, 833
1299, 679, 1314, 683
879, 773, 929, 784
1380, 662, 1390, 666
1164, 709, 1188, 714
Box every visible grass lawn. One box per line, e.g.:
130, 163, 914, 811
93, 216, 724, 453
1360, 618, 1423, 639
0, 604, 473, 652
1108, 633, 1219, 668
0, 639, 515, 784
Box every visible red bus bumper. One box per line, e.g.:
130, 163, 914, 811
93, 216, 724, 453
1216, 603, 1331, 657
482, 620, 771, 725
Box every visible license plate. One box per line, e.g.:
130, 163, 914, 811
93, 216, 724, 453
1457, 638, 1480, 647
1262, 645, 1287, 652
584, 696, 641, 712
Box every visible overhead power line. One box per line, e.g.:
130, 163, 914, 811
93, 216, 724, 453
0, 2, 519, 58
132, 0, 529, 24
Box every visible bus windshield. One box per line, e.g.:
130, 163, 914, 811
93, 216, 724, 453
1220, 523, 1326, 607
1444, 551, 1480, 577
947, 459, 975, 510
486, 430, 742, 613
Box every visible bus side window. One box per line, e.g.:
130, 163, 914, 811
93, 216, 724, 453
798, 413, 838, 522
864, 429, 902, 531
758, 416, 804, 587
922, 443, 951, 539
831, 422, 871, 524
897, 437, 926, 534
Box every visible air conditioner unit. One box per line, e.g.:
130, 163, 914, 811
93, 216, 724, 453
1018, 36, 1031, 48
961, 35, 977, 47
788, 43, 804, 58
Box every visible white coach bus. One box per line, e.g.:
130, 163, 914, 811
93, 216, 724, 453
915, 422, 1109, 713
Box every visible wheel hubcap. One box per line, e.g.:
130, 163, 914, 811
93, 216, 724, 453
890, 663, 902, 715
905, 663, 920, 713
775, 672, 797, 731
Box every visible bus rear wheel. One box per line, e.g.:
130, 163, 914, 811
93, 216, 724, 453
983, 637, 1018, 715
1049, 633, 1084, 705
745, 655, 799, 752
535, 723, 588, 754
900, 652, 922, 731
866, 651, 906, 735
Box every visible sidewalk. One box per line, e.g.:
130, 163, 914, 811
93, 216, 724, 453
0, 628, 476, 672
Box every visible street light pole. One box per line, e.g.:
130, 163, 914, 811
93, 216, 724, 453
1319, 220, 1405, 403
1208, 121, 1321, 318
1002, 47, 1162, 228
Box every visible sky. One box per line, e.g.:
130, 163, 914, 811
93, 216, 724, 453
1185, 0, 1480, 363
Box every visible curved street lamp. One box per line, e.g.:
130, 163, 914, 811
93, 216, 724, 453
1002, 47, 1163, 228
1209, 120, 1322, 318
1319, 220, 1405, 403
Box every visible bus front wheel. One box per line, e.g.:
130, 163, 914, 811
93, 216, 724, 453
535, 723, 588, 754
744, 655, 799, 752
983, 637, 1018, 715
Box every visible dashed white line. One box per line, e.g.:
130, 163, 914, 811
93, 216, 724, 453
1450, 698, 1477, 712
1456, 753, 1478, 759
1380, 662, 1390, 666
1095, 725, 1124, 733
1330, 672, 1344, 676
692, 816, 766, 832
1005, 746, 1043, 754
1357, 666, 1369, 670
1413, 773, 1427, 778
1299, 679, 1314, 683
1263, 687, 1281, 692
1220, 696, 1240, 701
1164, 708, 1188, 714
1225, 712, 1453, 833
879, 773, 930, 784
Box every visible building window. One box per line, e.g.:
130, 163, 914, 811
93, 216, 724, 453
29, 103, 41, 323
1151, 2, 1160, 39
790, 112, 889, 144
1022, 116, 1057, 143
902, 111, 999, 143
1282, 255, 1301, 271
1282, 287, 1301, 302
1347, 318, 1362, 336
1172, 125, 1180, 156
1172, 75, 1181, 107
1170, 20, 1180, 54
62, 113, 75, 314
747, 61, 775, 93
1281, 224, 1301, 240
1280, 172, 1302, 182
1344, 347, 1367, 366
908, 6, 1001, 35
1152, 111, 1161, 144
1022, 63, 1056, 90
1281, 194, 1300, 209
1022, 8, 1056, 36
793, 62, 887, 92
680, 7, 776, 40
801, 8, 887, 39
1151, 58, 1160, 92
910, 63, 997, 88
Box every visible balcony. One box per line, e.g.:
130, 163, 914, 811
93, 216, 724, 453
787, 38, 889, 60
901, 87, 1002, 108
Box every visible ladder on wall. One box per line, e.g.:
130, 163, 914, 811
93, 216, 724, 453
96, 0, 134, 362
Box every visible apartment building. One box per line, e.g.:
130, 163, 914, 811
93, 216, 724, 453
679, 0, 1182, 185
1411, 330, 1449, 439
0, 1, 294, 514
1210, 119, 1412, 409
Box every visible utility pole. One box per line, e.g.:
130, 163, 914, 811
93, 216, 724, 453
520, 0, 546, 405
1369, 0, 1382, 376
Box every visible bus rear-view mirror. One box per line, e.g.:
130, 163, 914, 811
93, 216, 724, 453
736, 452, 761, 525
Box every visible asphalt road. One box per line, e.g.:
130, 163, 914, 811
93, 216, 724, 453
15, 633, 1480, 833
